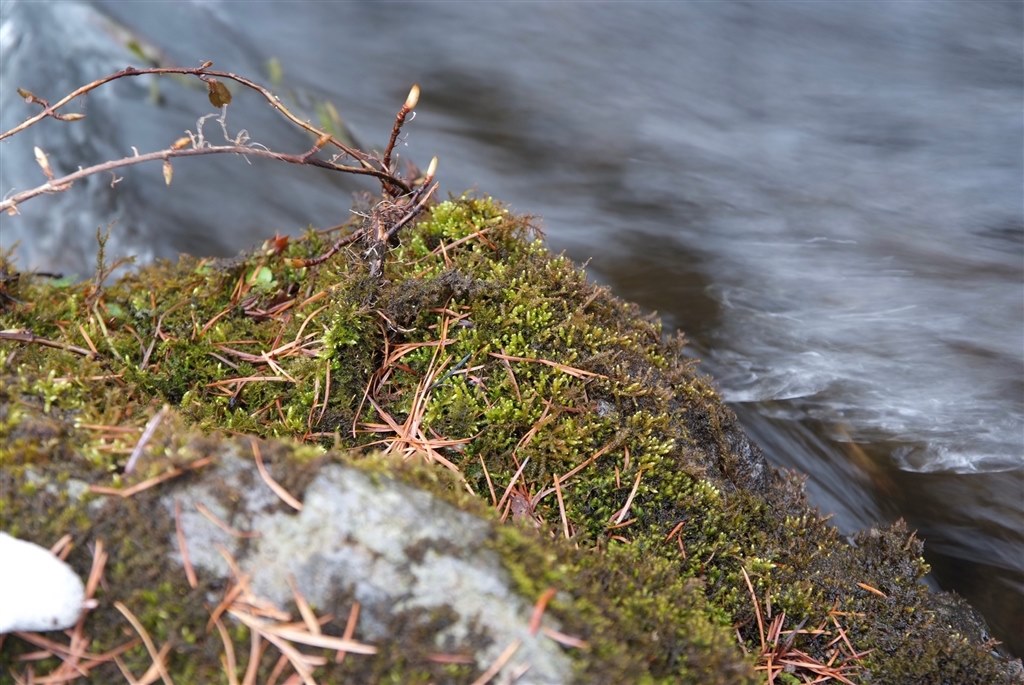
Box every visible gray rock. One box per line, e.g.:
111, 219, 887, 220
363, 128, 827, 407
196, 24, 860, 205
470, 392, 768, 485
166, 449, 573, 684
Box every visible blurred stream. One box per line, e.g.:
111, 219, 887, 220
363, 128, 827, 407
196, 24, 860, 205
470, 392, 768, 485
2, 0, 1021, 656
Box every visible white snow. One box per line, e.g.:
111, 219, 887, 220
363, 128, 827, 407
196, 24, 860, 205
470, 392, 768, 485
0, 533, 86, 633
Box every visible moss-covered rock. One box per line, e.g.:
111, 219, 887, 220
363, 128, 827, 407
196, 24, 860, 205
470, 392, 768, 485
1, 196, 1019, 683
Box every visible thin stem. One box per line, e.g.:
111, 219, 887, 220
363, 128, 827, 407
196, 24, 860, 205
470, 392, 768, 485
2, 64, 412, 195
1, 142, 399, 215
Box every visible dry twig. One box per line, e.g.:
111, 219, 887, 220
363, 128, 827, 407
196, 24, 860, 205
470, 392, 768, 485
3, 63, 438, 277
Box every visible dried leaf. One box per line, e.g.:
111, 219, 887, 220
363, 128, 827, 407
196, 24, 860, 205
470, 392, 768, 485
33, 146, 53, 180
207, 79, 232, 107
162, 160, 173, 186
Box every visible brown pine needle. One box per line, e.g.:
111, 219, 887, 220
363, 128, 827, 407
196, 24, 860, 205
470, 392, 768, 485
241, 628, 263, 685
199, 306, 234, 337
114, 601, 174, 685
528, 588, 558, 635
113, 654, 144, 684
76, 323, 99, 357
495, 456, 532, 513
125, 405, 169, 475
265, 654, 291, 685
611, 468, 644, 525
231, 615, 321, 685
173, 499, 198, 589
426, 652, 476, 665
251, 439, 303, 511
741, 567, 767, 654
212, 617, 240, 685
664, 520, 687, 557
469, 639, 522, 685
254, 621, 377, 655
856, 582, 888, 598
90, 457, 212, 498
479, 455, 498, 508
318, 363, 332, 426
558, 438, 617, 485
135, 643, 175, 685
541, 626, 589, 649
553, 474, 571, 540
48, 534, 74, 560
287, 576, 322, 636
336, 602, 362, 664
14, 632, 136, 683
195, 502, 260, 538
488, 352, 606, 379
206, 375, 290, 389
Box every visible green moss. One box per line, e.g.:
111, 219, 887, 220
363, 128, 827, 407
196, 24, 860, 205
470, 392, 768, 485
1, 195, 1017, 683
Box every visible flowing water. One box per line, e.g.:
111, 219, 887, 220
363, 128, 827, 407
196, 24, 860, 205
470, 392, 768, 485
2, 0, 1021, 656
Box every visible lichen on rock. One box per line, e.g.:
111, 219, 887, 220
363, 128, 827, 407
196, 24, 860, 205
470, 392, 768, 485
1, 196, 1019, 683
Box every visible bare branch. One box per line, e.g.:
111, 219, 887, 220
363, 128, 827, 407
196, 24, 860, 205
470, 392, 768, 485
1, 141, 402, 215
1, 63, 411, 192
0, 328, 95, 357
381, 84, 420, 197
2, 61, 437, 276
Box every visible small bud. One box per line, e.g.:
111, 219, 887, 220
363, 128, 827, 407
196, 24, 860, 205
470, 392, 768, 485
162, 160, 173, 186
425, 156, 438, 179
315, 133, 331, 148
171, 137, 191, 150
33, 146, 53, 180
200, 60, 214, 69
404, 84, 420, 110
62, 113, 86, 122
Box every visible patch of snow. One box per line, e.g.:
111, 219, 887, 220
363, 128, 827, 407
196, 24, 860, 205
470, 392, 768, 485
0, 533, 85, 633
